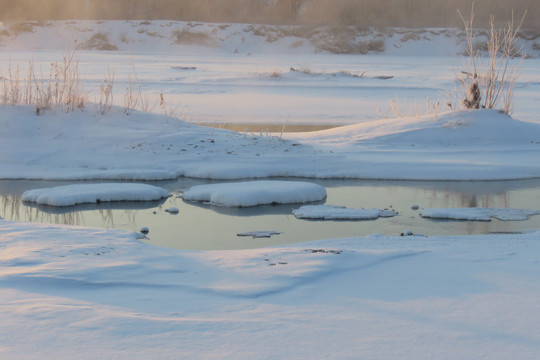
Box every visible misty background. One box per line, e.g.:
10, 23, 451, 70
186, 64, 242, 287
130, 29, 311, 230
0, 0, 538, 30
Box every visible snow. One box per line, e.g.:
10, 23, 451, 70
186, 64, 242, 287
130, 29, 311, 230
420, 208, 540, 221
293, 204, 398, 220
1, 220, 540, 359
21, 183, 169, 206
182, 181, 327, 207
1, 106, 540, 181
1, 20, 540, 359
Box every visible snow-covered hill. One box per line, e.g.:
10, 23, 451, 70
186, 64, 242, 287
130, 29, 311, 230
1, 104, 539, 181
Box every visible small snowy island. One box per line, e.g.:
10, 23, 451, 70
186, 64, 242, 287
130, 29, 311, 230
21, 183, 170, 207
182, 180, 327, 207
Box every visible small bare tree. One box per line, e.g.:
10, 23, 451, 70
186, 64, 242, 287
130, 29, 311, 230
458, 4, 526, 114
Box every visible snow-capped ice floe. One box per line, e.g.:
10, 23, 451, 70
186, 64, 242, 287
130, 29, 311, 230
293, 205, 398, 220
21, 183, 169, 207
420, 208, 540, 221
182, 181, 326, 207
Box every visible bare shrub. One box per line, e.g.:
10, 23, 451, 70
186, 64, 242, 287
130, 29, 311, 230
9, 22, 35, 35
77, 32, 118, 51
172, 29, 217, 46
458, 5, 526, 114
358, 39, 385, 54
310, 27, 384, 54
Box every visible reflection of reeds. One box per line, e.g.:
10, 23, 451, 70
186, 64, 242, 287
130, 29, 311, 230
1, 194, 23, 221
23, 205, 86, 226
0, 47, 86, 113
420, 189, 509, 209
98, 209, 115, 227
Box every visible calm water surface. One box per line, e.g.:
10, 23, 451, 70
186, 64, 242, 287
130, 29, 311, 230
1, 178, 540, 250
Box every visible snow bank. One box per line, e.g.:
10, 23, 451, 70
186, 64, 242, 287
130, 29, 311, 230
182, 181, 327, 207
21, 183, 169, 207
420, 208, 540, 221
2, 220, 540, 359
1, 81, 540, 181
293, 205, 398, 220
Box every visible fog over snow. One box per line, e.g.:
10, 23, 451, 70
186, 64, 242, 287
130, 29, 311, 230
1, 20, 540, 359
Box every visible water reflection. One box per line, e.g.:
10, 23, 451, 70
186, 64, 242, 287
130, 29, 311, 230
183, 198, 326, 216
0, 178, 539, 250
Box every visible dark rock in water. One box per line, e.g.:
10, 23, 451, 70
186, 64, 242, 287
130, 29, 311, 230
237, 231, 281, 239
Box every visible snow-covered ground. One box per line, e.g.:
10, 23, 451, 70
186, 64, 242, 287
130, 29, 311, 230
2, 220, 540, 359
1, 105, 539, 181
1, 20, 540, 359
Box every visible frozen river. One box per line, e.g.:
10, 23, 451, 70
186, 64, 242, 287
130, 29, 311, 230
1, 48, 539, 126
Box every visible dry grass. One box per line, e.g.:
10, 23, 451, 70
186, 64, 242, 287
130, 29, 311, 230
0, 48, 167, 117
172, 29, 217, 46
1, 47, 87, 113
377, 97, 440, 121
123, 62, 155, 115
98, 67, 114, 115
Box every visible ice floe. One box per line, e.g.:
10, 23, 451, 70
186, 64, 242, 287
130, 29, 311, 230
21, 183, 170, 207
420, 208, 540, 221
293, 205, 398, 220
182, 181, 327, 207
